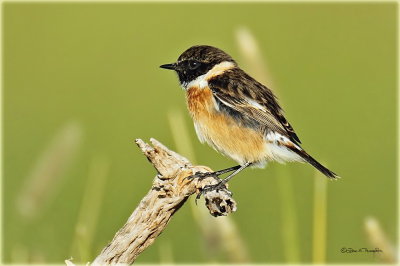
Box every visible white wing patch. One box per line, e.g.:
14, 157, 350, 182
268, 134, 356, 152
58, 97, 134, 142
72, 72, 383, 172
245, 97, 265, 110
265, 131, 303, 163
266, 131, 301, 149
266, 131, 289, 143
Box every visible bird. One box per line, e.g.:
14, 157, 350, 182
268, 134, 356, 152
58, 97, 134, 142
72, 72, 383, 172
160, 45, 338, 193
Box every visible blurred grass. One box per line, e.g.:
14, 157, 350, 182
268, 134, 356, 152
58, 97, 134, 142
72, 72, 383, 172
235, 26, 274, 87
3, 2, 397, 264
312, 169, 328, 263
276, 167, 301, 263
16, 121, 82, 220
364, 217, 397, 263
70, 155, 109, 263
11, 121, 82, 263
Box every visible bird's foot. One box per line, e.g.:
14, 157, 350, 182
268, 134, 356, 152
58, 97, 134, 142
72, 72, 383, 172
188, 171, 228, 204
196, 180, 230, 201
187, 171, 219, 181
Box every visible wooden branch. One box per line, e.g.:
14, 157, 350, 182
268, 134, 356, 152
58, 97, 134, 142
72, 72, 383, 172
91, 138, 237, 265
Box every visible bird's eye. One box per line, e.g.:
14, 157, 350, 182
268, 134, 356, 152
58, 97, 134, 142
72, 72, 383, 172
188, 60, 201, 70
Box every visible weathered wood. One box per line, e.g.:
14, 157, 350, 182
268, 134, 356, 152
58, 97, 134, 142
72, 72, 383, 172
91, 138, 237, 265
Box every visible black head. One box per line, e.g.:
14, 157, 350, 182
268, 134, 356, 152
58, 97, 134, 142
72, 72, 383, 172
160, 45, 236, 87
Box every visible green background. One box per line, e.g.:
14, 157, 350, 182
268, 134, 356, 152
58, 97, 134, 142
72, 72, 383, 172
3, 2, 397, 264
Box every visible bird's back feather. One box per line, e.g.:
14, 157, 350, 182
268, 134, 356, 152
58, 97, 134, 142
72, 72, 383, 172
208, 68, 302, 145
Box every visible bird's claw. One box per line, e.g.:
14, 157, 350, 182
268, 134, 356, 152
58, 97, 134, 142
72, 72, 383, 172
187, 171, 218, 181
194, 181, 230, 204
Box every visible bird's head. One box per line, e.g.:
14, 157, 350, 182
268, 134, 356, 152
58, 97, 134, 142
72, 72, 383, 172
160, 45, 236, 89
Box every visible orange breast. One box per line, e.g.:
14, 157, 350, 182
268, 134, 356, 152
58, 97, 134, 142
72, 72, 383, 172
186, 86, 266, 165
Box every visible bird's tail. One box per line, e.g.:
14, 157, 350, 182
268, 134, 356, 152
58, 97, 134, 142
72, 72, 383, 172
289, 147, 339, 179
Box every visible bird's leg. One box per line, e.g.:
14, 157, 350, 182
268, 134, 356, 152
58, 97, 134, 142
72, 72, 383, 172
187, 165, 241, 181
196, 162, 252, 199
220, 162, 252, 186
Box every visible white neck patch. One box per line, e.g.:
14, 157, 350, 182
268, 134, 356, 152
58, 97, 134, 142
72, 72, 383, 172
181, 61, 235, 90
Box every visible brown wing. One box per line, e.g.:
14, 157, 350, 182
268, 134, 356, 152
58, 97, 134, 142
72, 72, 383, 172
208, 68, 302, 145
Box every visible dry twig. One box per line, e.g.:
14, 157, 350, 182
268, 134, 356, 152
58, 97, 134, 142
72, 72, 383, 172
88, 138, 236, 265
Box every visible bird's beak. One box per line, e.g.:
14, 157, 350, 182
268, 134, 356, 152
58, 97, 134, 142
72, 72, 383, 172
160, 63, 176, 70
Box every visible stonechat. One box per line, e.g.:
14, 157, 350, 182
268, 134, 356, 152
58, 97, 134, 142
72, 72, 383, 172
160, 45, 338, 192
